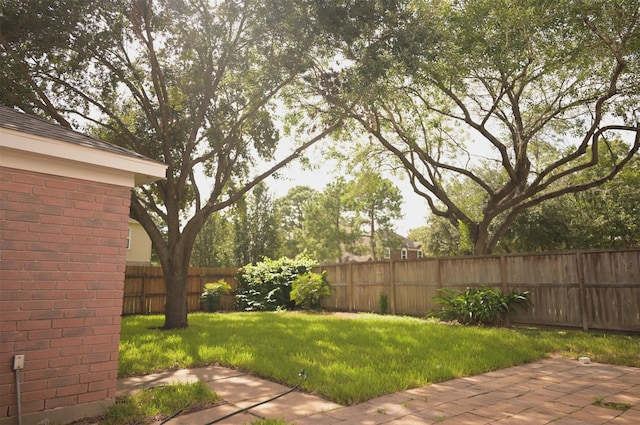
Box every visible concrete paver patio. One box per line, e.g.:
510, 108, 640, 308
116, 356, 640, 424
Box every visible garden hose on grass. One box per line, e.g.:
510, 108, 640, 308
159, 402, 191, 425
202, 369, 307, 425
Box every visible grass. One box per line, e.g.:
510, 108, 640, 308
119, 312, 640, 405
100, 381, 221, 425
593, 397, 633, 411
78, 380, 288, 425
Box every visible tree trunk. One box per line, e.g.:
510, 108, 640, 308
163, 268, 189, 329
474, 223, 492, 255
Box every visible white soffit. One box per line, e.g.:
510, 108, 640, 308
0, 127, 166, 187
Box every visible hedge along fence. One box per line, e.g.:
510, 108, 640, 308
316, 248, 640, 332
123, 266, 237, 314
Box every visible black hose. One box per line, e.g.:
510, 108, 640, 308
202, 369, 307, 425
159, 402, 191, 425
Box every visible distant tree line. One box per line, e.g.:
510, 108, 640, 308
190, 168, 403, 266
192, 145, 639, 267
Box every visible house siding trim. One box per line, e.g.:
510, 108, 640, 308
0, 128, 166, 187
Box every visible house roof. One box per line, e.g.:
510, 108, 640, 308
339, 233, 423, 263
399, 235, 422, 250
363, 232, 423, 250
0, 106, 150, 161
0, 106, 166, 186
341, 252, 374, 263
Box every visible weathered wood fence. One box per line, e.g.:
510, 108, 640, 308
123, 249, 640, 332
316, 249, 640, 332
122, 266, 237, 314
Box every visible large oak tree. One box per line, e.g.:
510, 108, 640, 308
319, 0, 640, 254
1, 0, 343, 328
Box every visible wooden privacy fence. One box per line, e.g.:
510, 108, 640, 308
123, 266, 238, 315
122, 249, 639, 332
316, 249, 640, 332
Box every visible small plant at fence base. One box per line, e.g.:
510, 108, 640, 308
290, 271, 329, 310
201, 280, 232, 312
431, 286, 531, 326
379, 292, 388, 315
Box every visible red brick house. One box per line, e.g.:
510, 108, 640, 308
0, 106, 166, 424
341, 233, 423, 262
382, 235, 423, 261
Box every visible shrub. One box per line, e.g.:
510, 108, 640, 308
290, 272, 329, 310
431, 286, 531, 326
200, 280, 232, 312
235, 254, 317, 311
379, 292, 388, 315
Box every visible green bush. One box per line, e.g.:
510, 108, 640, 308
431, 286, 531, 326
379, 292, 388, 315
290, 272, 329, 310
235, 255, 317, 311
200, 280, 232, 312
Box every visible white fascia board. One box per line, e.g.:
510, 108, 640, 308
0, 128, 166, 187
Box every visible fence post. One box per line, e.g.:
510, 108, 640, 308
390, 261, 396, 315
436, 259, 442, 290
500, 255, 508, 292
198, 272, 205, 312
141, 273, 147, 314
348, 262, 354, 312
500, 255, 510, 327
576, 252, 589, 332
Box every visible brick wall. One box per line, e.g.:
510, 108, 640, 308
0, 167, 131, 420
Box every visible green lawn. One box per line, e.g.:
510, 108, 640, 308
119, 312, 640, 405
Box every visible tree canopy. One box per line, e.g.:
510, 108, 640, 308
320, 0, 640, 254
419, 149, 640, 255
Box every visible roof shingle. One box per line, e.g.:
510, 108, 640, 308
0, 106, 151, 161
